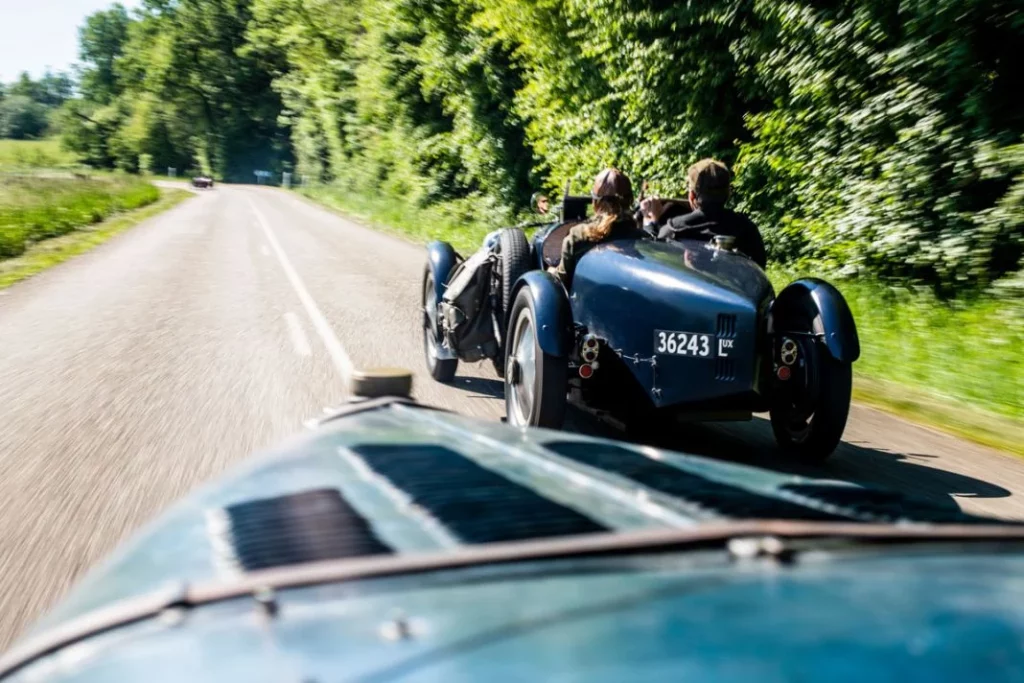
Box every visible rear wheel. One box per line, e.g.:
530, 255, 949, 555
422, 266, 458, 383
770, 338, 852, 463
504, 287, 567, 428
492, 229, 532, 378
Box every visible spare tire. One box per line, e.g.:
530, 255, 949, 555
494, 228, 532, 377
498, 228, 531, 323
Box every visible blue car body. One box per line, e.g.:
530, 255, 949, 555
428, 198, 859, 431
2, 398, 1022, 682
566, 237, 772, 410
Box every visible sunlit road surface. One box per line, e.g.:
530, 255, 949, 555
1, 184, 1022, 649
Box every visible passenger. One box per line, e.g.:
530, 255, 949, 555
550, 168, 639, 284
640, 159, 767, 269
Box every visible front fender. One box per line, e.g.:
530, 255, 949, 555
770, 278, 860, 363
511, 271, 572, 358
424, 241, 459, 360
425, 241, 458, 321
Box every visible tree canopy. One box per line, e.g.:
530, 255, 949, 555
0, 71, 74, 139
59, 0, 1023, 292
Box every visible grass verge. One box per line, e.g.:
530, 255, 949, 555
1, 176, 160, 257
298, 184, 515, 254
851, 379, 1022, 457
299, 183, 1022, 454
0, 188, 192, 290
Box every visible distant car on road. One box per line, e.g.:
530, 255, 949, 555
424, 190, 861, 462
1, 370, 1022, 682
191, 176, 214, 189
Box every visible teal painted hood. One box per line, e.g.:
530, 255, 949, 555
30, 400, 994, 636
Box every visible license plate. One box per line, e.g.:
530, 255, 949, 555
654, 330, 714, 358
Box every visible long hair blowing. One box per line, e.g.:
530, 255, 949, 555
582, 168, 634, 241
583, 197, 629, 241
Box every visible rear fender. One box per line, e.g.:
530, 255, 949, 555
510, 271, 572, 358
770, 278, 860, 363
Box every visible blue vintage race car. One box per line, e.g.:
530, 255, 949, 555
3, 372, 1022, 682
423, 191, 861, 462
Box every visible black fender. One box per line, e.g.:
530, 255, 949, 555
770, 278, 860, 363
423, 241, 459, 361
424, 241, 459, 325
509, 270, 572, 358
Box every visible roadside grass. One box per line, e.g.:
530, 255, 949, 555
299, 184, 513, 255
764, 270, 1023, 456
0, 176, 160, 259
850, 378, 1022, 457
300, 182, 1022, 454
0, 138, 82, 171
0, 187, 192, 290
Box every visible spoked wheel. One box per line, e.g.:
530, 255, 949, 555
769, 337, 852, 463
504, 287, 567, 428
422, 266, 458, 383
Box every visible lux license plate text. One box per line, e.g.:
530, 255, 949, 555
655, 330, 712, 357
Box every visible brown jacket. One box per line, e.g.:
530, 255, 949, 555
554, 214, 639, 284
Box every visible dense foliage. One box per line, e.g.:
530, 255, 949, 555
0, 71, 74, 139
63, 0, 1023, 292
61, 1, 291, 178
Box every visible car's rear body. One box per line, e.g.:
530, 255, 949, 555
569, 237, 774, 416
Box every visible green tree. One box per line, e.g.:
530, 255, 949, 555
0, 95, 49, 139
36, 71, 75, 107
78, 4, 131, 105
7, 72, 43, 102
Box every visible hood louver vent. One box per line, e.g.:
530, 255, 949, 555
351, 445, 608, 543
216, 488, 392, 572
542, 442, 844, 522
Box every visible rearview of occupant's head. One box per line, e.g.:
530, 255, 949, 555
687, 159, 731, 210
591, 168, 634, 216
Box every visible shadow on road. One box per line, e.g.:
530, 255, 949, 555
451, 376, 504, 399
444, 377, 1012, 513
560, 407, 1010, 513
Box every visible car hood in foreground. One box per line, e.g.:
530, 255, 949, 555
10, 549, 1024, 682
26, 400, 1002, 637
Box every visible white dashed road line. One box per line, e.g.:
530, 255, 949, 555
248, 198, 354, 382
284, 312, 312, 357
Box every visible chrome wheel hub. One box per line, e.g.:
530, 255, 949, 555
508, 310, 536, 426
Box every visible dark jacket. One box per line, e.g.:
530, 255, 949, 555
554, 214, 639, 284
655, 205, 767, 269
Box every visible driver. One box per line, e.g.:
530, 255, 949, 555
531, 192, 550, 215
550, 168, 639, 284
640, 159, 767, 269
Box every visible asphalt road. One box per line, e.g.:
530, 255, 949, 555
1, 184, 1022, 649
